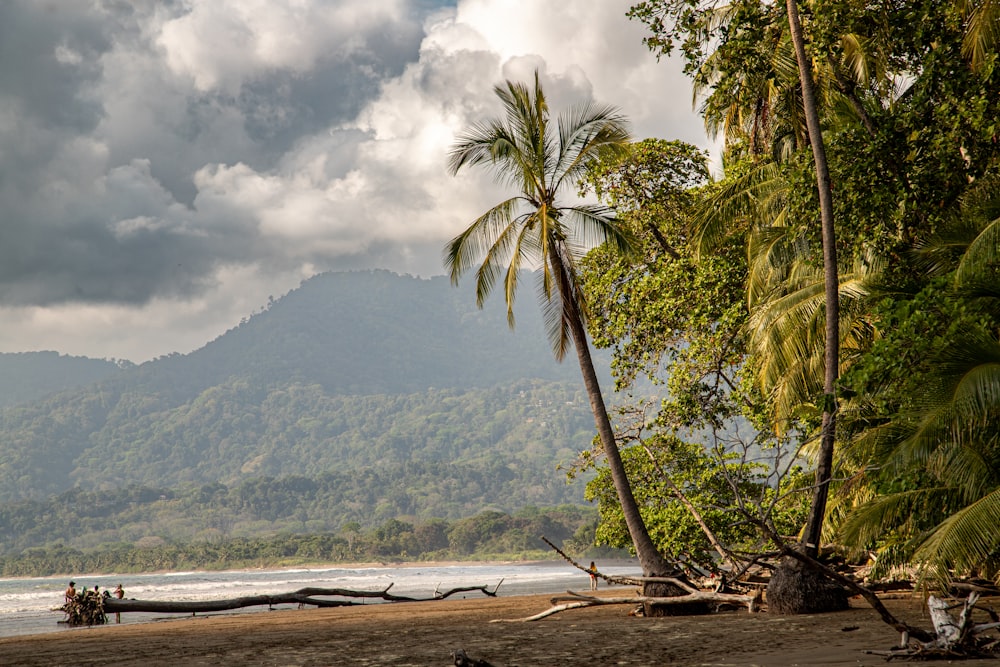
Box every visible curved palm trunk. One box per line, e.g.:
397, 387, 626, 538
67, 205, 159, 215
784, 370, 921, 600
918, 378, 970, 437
552, 247, 673, 577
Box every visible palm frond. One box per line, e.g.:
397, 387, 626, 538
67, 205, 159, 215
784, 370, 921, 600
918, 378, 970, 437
961, 0, 1000, 71
563, 204, 636, 258
933, 438, 1000, 501
956, 217, 1000, 288
748, 259, 872, 425
539, 246, 576, 361
444, 197, 520, 287
472, 210, 534, 313
553, 104, 631, 192
837, 486, 955, 550
693, 161, 786, 255
913, 486, 1000, 584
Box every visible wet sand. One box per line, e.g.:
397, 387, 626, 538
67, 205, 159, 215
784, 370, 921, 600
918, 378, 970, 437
1, 592, 996, 666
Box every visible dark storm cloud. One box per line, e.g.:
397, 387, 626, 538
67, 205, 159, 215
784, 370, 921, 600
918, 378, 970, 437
0, 0, 431, 307
0, 0, 709, 362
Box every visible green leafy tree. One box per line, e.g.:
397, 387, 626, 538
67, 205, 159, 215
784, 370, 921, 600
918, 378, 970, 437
578, 139, 813, 582
444, 72, 674, 578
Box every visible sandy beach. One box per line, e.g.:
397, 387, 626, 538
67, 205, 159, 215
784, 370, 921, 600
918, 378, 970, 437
1, 592, 997, 666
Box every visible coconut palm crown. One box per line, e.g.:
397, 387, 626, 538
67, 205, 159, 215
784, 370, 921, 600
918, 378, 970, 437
444, 72, 675, 577
445, 72, 634, 360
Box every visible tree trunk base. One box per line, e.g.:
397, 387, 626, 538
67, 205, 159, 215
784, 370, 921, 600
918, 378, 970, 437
642, 580, 712, 617
766, 556, 849, 615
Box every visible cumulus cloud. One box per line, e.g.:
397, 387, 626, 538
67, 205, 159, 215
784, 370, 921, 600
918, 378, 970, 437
0, 0, 707, 361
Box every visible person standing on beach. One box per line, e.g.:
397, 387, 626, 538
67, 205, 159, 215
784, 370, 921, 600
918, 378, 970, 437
114, 584, 124, 623
588, 562, 598, 591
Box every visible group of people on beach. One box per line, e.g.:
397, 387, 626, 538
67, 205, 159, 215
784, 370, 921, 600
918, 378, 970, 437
63, 581, 126, 625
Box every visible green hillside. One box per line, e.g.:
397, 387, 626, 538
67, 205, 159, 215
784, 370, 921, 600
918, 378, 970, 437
0, 270, 609, 555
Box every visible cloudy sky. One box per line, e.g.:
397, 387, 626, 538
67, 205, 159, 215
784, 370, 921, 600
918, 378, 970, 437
0, 0, 709, 363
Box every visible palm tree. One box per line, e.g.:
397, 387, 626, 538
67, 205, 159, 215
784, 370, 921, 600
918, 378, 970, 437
756, 0, 847, 614
444, 72, 674, 577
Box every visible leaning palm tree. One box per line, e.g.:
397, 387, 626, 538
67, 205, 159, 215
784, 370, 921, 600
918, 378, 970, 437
444, 72, 674, 578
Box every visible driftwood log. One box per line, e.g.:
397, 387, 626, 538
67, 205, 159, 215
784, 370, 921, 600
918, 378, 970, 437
528, 535, 760, 622
63, 582, 503, 625
493, 586, 760, 623
60, 592, 109, 626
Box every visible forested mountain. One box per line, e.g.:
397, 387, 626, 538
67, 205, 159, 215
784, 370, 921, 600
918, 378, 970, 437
129, 269, 585, 399
0, 271, 612, 554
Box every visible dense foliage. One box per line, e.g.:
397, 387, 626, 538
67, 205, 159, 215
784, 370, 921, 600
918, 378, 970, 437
591, 0, 1000, 583
0, 378, 593, 502
0, 378, 604, 557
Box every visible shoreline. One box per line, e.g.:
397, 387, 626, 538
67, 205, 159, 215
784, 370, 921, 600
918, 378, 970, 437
1, 560, 642, 643
3, 556, 622, 583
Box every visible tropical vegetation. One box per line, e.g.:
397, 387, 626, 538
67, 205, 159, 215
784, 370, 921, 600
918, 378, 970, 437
566, 0, 1000, 590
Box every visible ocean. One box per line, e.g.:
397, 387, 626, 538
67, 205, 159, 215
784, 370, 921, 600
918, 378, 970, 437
0, 561, 640, 638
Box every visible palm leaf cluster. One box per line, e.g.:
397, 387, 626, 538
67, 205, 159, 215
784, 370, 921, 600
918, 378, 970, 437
836, 180, 1000, 583
445, 73, 633, 360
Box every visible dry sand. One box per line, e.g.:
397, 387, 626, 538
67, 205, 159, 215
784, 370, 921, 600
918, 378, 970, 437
1, 592, 997, 666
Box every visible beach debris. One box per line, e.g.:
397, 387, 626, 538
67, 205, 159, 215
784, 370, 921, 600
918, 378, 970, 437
864, 592, 1000, 660
451, 648, 494, 666
493, 586, 760, 623
59, 588, 108, 627
533, 536, 758, 618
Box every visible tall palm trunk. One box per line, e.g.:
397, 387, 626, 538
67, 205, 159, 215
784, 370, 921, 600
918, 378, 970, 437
786, 0, 839, 558
766, 0, 848, 615
552, 245, 673, 577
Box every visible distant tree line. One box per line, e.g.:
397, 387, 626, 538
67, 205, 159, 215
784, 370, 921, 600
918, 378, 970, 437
0, 462, 600, 557
0, 506, 620, 577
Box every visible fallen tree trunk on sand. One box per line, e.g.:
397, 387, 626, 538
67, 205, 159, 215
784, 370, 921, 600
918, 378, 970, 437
493, 584, 760, 623
538, 536, 761, 615
68, 582, 502, 623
